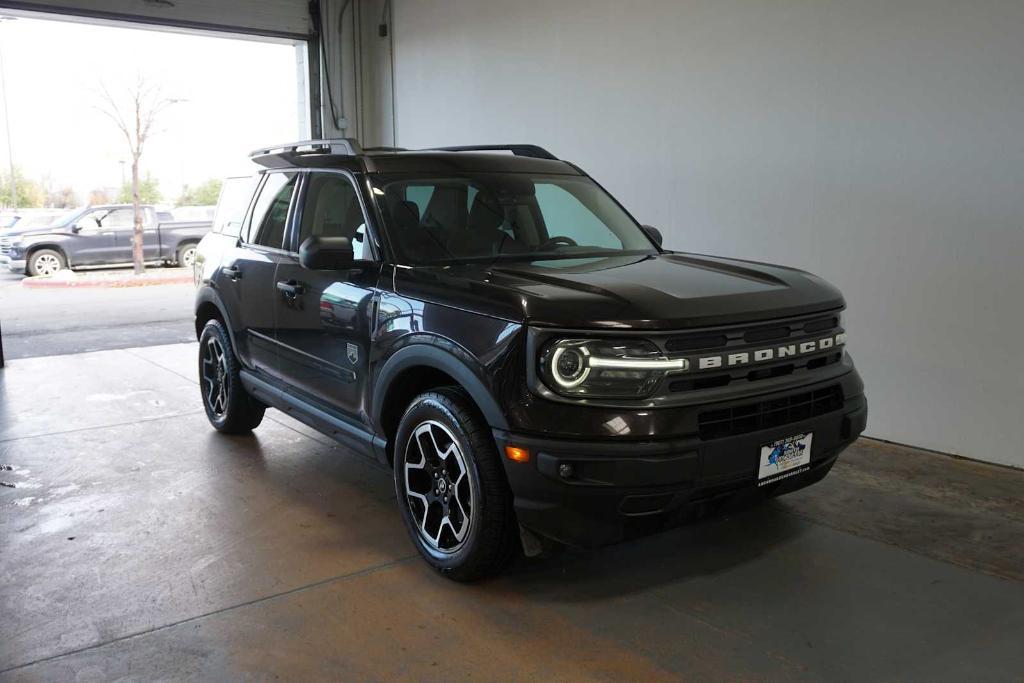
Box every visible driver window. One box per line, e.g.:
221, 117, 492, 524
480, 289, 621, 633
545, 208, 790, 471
534, 184, 621, 249
76, 211, 102, 230
297, 173, 371, 260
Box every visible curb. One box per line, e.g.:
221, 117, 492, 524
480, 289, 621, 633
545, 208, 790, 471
21, 274, 193, 289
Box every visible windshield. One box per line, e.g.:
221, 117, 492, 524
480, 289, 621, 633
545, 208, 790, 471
373, 173, 657, 264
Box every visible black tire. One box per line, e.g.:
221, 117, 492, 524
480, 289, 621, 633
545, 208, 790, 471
394, 388, 519, 581
198, 319, 265, 434
27, 249, 66, 277
177, 242, 198, 269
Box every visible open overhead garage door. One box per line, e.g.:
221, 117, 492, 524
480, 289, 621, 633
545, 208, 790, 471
0, 0, 311, 39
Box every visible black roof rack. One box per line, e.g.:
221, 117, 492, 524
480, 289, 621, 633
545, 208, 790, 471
248, 139, 561, 169
249, 139, 363, 168
426, 144, 558, 161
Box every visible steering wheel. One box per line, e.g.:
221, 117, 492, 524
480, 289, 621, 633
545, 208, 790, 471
537, 235, 578, 251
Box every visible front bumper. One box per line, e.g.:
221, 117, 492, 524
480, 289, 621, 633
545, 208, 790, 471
495, 372, 867, 548
1, 255, 26, 272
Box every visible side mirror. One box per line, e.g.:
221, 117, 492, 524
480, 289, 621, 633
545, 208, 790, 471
299, 235, 354, 270
642, 225, 663, 247
71, 224, 82, 233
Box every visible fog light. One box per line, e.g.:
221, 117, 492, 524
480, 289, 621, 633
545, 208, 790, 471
558, 463, 574, 479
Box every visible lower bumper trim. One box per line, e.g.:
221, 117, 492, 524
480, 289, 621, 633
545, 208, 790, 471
495, 393, 866, 548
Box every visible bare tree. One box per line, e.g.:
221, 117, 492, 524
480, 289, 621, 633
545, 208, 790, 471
96, 76, 177, 275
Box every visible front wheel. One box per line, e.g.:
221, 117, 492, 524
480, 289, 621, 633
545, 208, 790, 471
198, 319, 265, 433
394, 388, 519, 581
27, 249, 66, 277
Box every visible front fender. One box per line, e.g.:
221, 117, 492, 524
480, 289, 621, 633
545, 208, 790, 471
17, 235, 73, 260
372, 343, 510, 431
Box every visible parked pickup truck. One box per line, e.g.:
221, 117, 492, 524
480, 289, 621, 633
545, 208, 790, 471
0, 204, 212, 276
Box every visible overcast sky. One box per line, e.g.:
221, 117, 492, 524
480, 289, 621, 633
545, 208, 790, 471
0, 15, 305, 205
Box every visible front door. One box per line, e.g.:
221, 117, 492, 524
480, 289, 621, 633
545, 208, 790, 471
70, 207, 126, 264
273, 171, 381, 428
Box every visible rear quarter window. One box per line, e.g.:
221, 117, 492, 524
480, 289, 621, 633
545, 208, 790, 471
212, 176, 259, 238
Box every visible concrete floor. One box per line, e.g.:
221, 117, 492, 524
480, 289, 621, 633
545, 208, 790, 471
1, 344, 1022, 681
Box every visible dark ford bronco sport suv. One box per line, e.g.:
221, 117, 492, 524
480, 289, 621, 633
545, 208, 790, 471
194, 139, 867, 580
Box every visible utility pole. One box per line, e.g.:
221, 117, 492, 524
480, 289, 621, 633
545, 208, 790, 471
0, 16, 16, 210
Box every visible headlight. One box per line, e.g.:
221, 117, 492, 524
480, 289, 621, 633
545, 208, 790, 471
539, 339, 688, 398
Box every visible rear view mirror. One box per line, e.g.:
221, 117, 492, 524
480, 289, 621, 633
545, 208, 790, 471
299, 236, 354, 270
642, 225, 663, 247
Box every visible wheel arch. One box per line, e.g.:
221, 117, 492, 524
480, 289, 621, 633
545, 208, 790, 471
25, 243, 69, 267
194, 289, 237, 349
373, 344, 509, 465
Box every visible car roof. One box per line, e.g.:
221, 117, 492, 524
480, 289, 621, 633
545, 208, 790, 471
250, 140, 583, 176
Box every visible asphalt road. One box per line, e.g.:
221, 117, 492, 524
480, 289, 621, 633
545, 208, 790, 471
0, 269, 196, 361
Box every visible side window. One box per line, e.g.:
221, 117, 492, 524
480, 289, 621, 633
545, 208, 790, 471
102, 208, 136, 228
212, 175, 259, 237
297, 173, 371, 260
248, 173, 296, 249
534, 184, 621, 249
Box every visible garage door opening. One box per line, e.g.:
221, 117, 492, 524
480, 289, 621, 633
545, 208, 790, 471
0, 10, 312, 361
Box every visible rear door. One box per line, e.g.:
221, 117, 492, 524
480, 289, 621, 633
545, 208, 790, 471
107, 207, 152, 262
216, 171, 298, 376
272, 171, 382, 430
141, 209, 164, 260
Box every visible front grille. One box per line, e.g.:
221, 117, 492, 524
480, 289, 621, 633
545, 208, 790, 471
659, 311, 845, 394
667, 351, 843, 392
698, 385, 843, 440
0, 237, 12, 256
665, 334, 728, 352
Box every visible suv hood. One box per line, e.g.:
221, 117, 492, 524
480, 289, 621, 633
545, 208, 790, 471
396, 252, 845, 330
0, 226, 72, 240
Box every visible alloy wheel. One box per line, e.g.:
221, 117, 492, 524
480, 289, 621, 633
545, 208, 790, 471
181, 247, 197, 269
403, 420, 475, 553
34, 254, 61, 276
201, 336, 229, 416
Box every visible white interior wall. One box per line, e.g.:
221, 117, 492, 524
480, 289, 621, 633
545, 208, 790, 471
387, 0, 1024, 468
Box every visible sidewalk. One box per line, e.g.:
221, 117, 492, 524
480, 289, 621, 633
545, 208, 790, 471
21, 267, 193, 289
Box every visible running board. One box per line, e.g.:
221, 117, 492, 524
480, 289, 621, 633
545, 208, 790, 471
240, 369, 388, 463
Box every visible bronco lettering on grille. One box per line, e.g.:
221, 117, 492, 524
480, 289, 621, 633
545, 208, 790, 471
694, 333, 845, 371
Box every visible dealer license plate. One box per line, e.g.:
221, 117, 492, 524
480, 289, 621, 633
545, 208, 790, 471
758, 432, 813, 484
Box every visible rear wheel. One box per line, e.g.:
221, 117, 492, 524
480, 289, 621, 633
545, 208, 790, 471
198, 319, 265, 433
177, 243, 198, 269
27, 249, 65, 277
394, 388, 519, 581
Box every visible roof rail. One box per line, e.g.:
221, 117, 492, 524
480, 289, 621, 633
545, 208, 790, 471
427, 144, 558, 161
249, 139, 363, 168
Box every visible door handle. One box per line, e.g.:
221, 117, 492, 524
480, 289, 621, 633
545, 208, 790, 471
222, 265, 242, 281
276, 279, 306, 297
